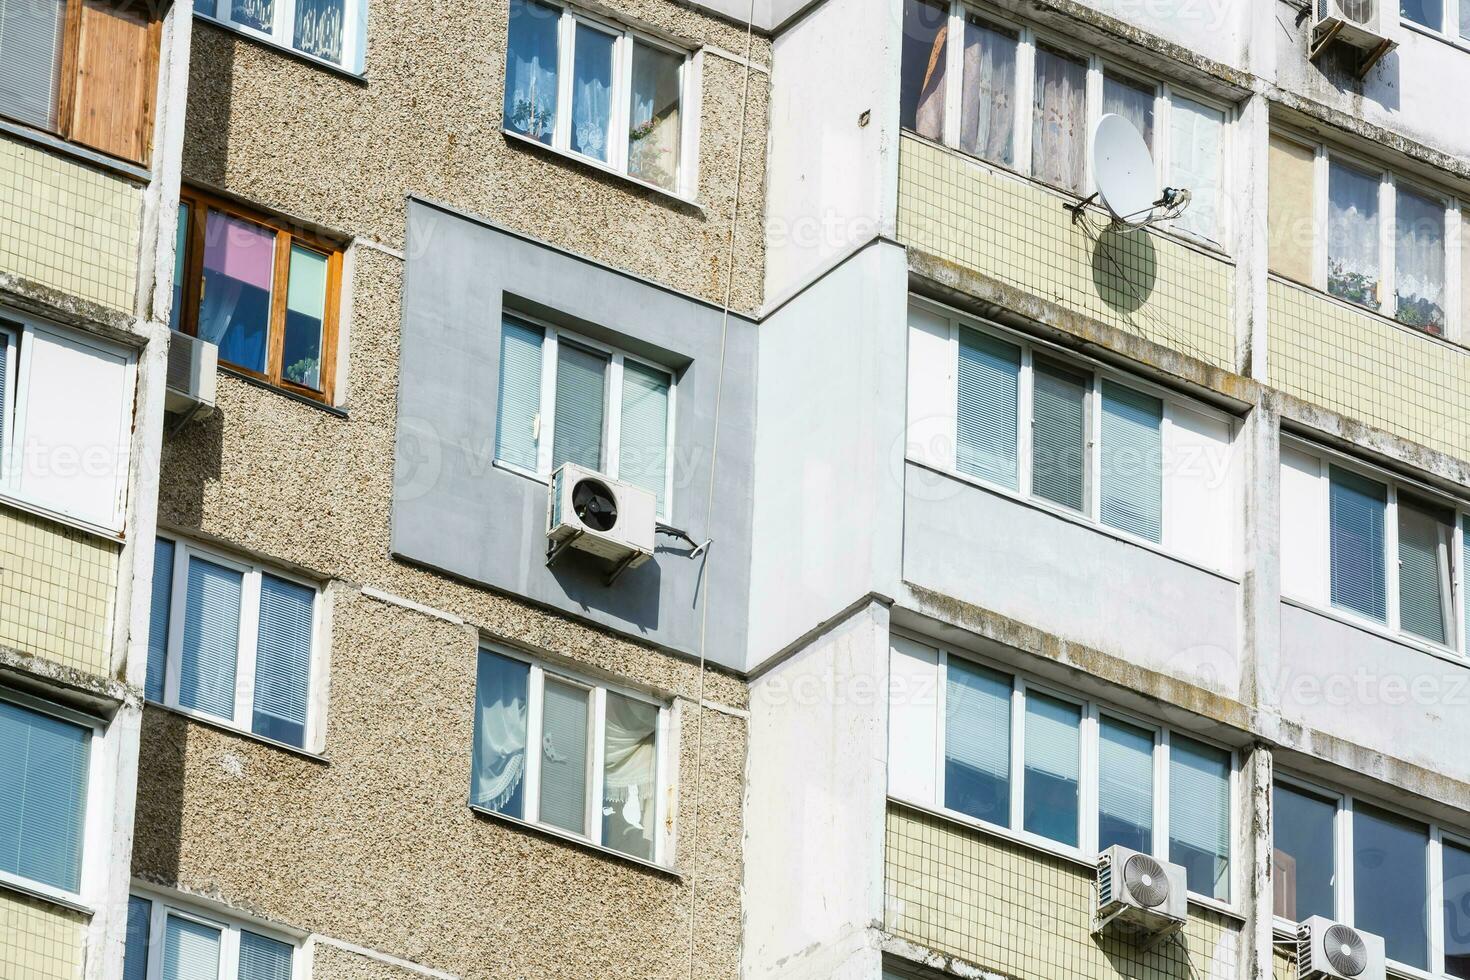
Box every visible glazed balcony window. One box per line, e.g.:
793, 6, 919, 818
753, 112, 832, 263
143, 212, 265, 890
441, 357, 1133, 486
503, 0, 693, 197
0, 693, 94, 902
123, 893, 302, 980
172, 187, 344, 404
198, 0, 366, 73
0, 0, 161, 164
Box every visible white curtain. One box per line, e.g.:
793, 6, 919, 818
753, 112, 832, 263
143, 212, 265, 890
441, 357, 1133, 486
1327, 159, 1382, 307
603, 693, 658, 856
1395, 187, 1446, 332
1168, 96, 1222, 241
473, 657, 529, 813
1031, 46, 1086, 193
960, 18, 1017, 166
1103, 74, 1154, 150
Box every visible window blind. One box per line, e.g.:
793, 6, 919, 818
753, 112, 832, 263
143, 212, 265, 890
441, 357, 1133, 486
495, 319, 544, 471
1168, 735, 1230, 900
552, 342, 607, 471
1329, 466, 1388, 622
178, 558, 244, 721
1398, 496, 1453, 645
238, 930, 293, 980
0, 699, 89, 893
943, 658, 1011, 824
122, 897, 152, 980
618, 360, 670, 514
1031, 357, 1088, 512
956, 328, 1020, 490
1099, 381, 1163, 543
146, 539, 175, 703
252, 575, 314, 747
0, 0, 65, 130
162, 915, 222, 980
1023, 692, 1081, 846
538, 678, 589, 834
0, 329, 9, 467
1098, 716, 1153, 854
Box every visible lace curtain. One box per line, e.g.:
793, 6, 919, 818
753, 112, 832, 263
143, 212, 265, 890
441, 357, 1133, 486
1031, 45, 1086, 193
1395, 187, 1446, 333
959, 18, 1016, 166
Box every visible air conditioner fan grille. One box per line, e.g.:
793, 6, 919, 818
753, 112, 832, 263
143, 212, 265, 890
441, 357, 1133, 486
1123, 854, 1169, 908
1323, 924, 1368, 977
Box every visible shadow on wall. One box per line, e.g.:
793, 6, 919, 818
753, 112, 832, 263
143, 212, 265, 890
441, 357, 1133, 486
179, 23, 239, 189
157, 407, 226, 532
131, 709, 190, 885
1091, 224, 1158, 315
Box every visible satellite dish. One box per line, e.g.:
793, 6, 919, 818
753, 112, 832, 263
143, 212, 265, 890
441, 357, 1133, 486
1092, 113, 1157, 227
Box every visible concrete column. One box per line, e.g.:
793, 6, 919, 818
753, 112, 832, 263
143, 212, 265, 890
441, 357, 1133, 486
1232, 91, 1272, 383
1239, 396, 1282, 734
1239, 742, 1276, 980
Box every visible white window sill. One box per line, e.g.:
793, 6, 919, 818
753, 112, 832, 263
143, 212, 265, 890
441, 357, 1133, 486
194, 13, 366, 81
144, 701, 328, 763
1280, 593, 1467, 667
0, 870, 92, 917
468, 803, 681, 879
502, 128, 702, 212
886, 795, 1241, 919
905, 455, 1242, 583
1400, 16, 1470, 53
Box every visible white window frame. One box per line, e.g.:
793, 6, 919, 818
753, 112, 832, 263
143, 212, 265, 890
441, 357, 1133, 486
914, 1, 1234, 248
129, 888, 306, 980
473, 643, 675, 868
503, 0, 699, 200
0, 688, 106, 912
1400, 0, 1470, 49
151, 534, 328, 753
1281, 436, 1467, 657
1272, 770, 1462, 980
915, 636, 1240, 908
1276, 130, 1465, 340
910, 300, 1239, 575
203, 0, 367, 74
495, 313, 678, 521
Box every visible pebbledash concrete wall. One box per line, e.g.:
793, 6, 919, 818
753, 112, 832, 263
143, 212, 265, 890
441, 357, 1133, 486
134, 0, 769, 976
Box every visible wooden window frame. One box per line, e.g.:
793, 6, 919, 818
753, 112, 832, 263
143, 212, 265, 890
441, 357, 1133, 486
175, 186, 343, 405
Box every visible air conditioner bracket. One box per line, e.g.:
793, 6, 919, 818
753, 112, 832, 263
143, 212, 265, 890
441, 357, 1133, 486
546, 529, 585, 568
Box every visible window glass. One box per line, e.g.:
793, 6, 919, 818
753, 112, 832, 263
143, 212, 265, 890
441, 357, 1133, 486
172, 204, 190, 332
1403, 0, 1444, 30
0, 0, 65, 130
570, 23, 615, 162
163, 914, 222, 980
1099, 381, 1163, 543
1097, 716, 1153, 854
230, 0, 275, 33
1354, 804, 1429, 969
283, 246, 328, 391
539, 678, 590, 834
178, 558, 244, 721
1272, 781, 1336, 922
944, 658, 1011, 825
959, 16, 1017, 166
292, 0, 346, 64
619, 360, 671, 514
1444, 838, 1470, 979
552, 342, 608, 471
471, 651, 530, 818
1461, 0, 1470, 39
899, 0, 947, 140
628, 41, 682, 191
1030, 357, 1089, 513
495, 319, 545, 472
1031, 44, 1087, 193
147, 539, 175, 703
238, 930, 293, 980
1169, 735, 1230, 900
1328, 160, 1382, 309
603, 691, 658, 860
252, 575, 314, 747
123, 896, 152, 980
1102, 73, 1154, 151
504, 0, 560, 144
956, 328, 1020, 490
1395, 187, 1446, 334
0, 698, 90, 892
1398, 495, 1453, 645
1168, 97, 1224, 241
1022, 692, 1080, 846
1329, 466, 1388, 623
199, 211, 276, 376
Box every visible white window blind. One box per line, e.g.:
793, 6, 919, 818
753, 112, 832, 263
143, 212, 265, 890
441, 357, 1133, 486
238, 930, 293, 980
0, 0, 64, 130
1023, 693, 1081, 846
1168, 735, 1231, 901
163, 915, 222, 980
146, 539, 175, 703
0, 697, 90, 893
956, 327, 1020, 490
943, 657, 1012, 825
1397, 496, 1453, 645
1030, 357, 1088, 512
1100, 381, 1163, 543
1164, 402, 1234, 572
552, 342, 608, 472
538, 678, 590, 834
618, 360, 670, 514
1098, 716, 1153, 853
178, 558, 244, 721
494, 318, 544, 472
251, 575, 314, 747
1280, 446, 1329, 603
1329, 465, 1388, 623
0, 328, 10, 469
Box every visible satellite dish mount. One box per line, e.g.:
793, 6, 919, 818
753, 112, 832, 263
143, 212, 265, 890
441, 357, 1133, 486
1064, 113, 1191, 232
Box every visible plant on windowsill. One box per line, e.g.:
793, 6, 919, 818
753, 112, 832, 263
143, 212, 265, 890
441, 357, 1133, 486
1394, 294, 1445, 336
1327, 264, 1378, 310
285, 357, 320, 390
628, 116, 673, 190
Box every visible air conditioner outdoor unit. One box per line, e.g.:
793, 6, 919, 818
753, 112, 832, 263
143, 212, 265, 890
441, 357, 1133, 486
1311, 0, 1395, 72
546, 462, 656, 583
1095, 846, 1188, 941
164, 330, 217, 420
1297, 916, 1386, 980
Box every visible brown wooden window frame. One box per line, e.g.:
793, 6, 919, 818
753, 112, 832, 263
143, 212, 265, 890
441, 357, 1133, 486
175, 186, 344, 406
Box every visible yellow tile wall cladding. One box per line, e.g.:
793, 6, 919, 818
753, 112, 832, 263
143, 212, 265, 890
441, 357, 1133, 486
0, 504, 119, 677
897, 134, 1236, 371
885, 803, 1241, 980
1268, 278, 1470, 459
0, 133, 140, 312
0, 888, 86, 980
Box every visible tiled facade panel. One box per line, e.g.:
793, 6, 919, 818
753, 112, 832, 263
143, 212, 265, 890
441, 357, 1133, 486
1269, 278, 1470, 459
0, 134, 140, 312
0, 505, 119, 676
0, 889, 86, 980
897, 135, 1236, 371
885, 803, 1241, 980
